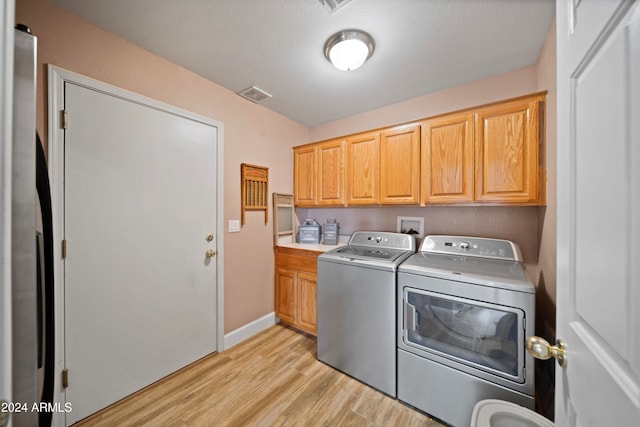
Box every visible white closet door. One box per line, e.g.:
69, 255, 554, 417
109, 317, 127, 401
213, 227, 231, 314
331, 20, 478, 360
64, 82, 218, 424
555, 0, 640, 425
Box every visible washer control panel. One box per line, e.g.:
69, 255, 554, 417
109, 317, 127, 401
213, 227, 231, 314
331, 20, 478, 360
420, 235, 522, 262
348, 231, 416, 251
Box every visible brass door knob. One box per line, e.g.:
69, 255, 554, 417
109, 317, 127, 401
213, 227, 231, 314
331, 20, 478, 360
526, 336, 567, 368
205, 249, 216, 258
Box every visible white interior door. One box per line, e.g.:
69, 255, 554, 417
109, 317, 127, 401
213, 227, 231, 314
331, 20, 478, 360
555, 0, 640, 425
63, 82, 219, 425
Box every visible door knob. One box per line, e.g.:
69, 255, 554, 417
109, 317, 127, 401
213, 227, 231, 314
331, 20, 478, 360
526, 336, 567, 368
205, 249, 216, 258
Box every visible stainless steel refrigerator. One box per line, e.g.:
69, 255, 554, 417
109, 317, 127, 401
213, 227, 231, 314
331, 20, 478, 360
9, 24, 55, 427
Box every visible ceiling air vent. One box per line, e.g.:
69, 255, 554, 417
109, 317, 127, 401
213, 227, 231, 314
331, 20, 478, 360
237, 86, 272, 104
319, 0, 353, 13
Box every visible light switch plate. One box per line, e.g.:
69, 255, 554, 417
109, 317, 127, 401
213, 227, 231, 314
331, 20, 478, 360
228, 219, 241, 233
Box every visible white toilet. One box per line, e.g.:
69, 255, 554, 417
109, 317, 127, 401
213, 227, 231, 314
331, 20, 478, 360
471, 399, 554, 427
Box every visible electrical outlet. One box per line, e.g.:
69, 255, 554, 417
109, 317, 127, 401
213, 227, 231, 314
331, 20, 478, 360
228, 219, 241, 233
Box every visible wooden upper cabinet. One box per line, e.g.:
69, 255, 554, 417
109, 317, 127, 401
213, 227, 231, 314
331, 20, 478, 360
294, 92, 545, 207
346, 131, 380, 205
380, 125, 421, 204
475, 96, 543, 203
421, 114, 474, 204
293, 145, 317, 207
294, 139, 345, 207
317, 139, 345, 206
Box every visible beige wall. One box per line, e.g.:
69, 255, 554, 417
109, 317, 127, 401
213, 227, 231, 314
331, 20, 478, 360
310, 65, 537, 141
300, 205, 541, 264
533, 20, 557, 418
17, 0, 309, 333
535, 20, 557, 336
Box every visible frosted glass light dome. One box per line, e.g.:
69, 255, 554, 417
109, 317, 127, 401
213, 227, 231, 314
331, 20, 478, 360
324, 30, 375, 71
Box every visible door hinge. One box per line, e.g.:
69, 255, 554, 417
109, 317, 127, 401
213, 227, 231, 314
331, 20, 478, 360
62, 368, 69, 388
62, 239, 67, 259
61, 110, 69, 129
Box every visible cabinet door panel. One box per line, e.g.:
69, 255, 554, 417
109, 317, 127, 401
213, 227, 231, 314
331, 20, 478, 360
317, 140, 345, 206
475, 99, 541, 203
275, 268, 296, 324
294, 146, 316, 206
380, 125, 420, 204
346, 132, 380, 205
422, 114, 474, 204
298, 272, 317, 335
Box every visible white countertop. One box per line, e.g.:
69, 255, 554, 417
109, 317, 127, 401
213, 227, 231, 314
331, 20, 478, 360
276, 235, 348, 252
276, 241, 345, 252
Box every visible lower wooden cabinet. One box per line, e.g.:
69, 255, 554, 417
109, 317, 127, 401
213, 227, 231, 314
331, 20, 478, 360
274, 246, 321, 335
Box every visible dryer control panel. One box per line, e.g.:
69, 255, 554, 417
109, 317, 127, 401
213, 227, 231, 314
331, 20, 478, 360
420, 235, 522, 262
349, 231, 416, 251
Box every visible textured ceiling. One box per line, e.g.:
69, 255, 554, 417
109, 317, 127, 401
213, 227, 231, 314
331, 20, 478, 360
51, 0, 555, 127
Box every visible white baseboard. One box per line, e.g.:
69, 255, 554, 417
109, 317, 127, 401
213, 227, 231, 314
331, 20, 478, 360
223, 312, 276, 350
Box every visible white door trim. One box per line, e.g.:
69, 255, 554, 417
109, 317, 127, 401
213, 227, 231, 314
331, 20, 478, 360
47, 65, 224, 427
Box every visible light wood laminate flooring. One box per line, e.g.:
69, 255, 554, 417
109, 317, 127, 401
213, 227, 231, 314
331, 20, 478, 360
74, 324, 444, 426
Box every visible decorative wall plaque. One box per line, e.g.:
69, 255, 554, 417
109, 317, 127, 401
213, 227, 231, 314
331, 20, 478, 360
241, 163, 268, 225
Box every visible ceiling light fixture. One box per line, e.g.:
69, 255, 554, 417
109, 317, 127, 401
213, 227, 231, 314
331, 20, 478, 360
324, 29, 374, 71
